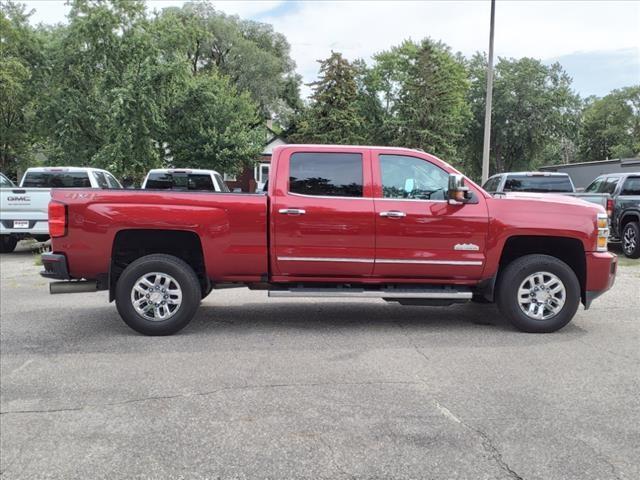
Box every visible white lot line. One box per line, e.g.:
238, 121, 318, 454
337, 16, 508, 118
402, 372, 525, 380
8, 359, 34, 377
433, 400, 462, 424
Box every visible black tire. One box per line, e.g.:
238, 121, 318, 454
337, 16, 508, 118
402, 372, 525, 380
115, 254, 201, 335
622, 221, 640, 259
497, 254, 580, 333
0, 235, 18, 253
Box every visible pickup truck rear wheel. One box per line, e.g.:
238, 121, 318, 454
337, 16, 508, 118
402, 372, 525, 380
622, 221, 640, 258
497, 254, 580, 333
0, 235, 18, 253
115, 254, 201, 335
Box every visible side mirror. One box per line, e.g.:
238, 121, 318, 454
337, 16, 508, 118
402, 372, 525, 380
447, 174, 470, 205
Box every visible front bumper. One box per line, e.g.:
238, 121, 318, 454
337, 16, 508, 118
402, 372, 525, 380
583, 251, 617, 309
40, 252, 71, 280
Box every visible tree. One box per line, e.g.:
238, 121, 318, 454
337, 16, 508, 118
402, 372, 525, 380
152, 2, 300, 122
36, 0, 167, 178
579, 86, 640, 160
165, 74, 262, 174
463, 55, 582, 178
378, 39, 470, 161
291, 52, 367, 144
0, 1, 43, 176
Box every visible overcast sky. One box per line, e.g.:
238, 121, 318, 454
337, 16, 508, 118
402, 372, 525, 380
23, 0, 640, 98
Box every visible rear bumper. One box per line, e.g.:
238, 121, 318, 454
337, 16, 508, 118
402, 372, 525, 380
40, 253, 71, 280
583, 252, 617, 309
0, 220, 49, 235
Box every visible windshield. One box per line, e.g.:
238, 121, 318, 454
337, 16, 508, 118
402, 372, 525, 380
21, 171, 91, 188
503, 175, 573, 193
0, 173, 15, 187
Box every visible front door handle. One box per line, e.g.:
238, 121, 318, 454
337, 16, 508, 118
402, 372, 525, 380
279, 208, 306, 215
379, 210, 406, 218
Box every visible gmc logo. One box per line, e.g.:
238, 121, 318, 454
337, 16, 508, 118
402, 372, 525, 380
7, 196, 30, 202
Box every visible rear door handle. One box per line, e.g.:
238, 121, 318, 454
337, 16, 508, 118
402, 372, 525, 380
279, 208, 306, 215
379, 210, 406, 218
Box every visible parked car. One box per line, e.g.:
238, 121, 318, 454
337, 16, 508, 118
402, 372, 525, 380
41, 145, 616, 336
583, 172, 640, 258
141, 169, 229, 192
482, 171, 609, 212
0, 167, 121, 253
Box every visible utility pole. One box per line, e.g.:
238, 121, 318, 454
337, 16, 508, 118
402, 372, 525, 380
481, 0, 495, 185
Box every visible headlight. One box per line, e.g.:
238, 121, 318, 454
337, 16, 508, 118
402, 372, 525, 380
596, 213, 609, 252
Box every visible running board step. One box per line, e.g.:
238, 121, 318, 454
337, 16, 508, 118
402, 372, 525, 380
268, 286, 472, 300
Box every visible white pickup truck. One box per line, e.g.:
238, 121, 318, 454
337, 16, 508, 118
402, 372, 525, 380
0, 167, 122, 252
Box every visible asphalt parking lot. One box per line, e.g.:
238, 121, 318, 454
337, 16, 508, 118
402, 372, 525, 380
1, 242, 639, 480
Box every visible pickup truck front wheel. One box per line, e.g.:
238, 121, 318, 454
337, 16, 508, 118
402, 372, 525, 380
497, 254, 580, 333
115, 254, 201, 335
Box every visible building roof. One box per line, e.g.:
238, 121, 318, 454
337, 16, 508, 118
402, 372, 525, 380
540, 157, 640, 170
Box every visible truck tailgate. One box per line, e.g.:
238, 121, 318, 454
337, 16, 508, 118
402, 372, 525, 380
0, 187, 51, 234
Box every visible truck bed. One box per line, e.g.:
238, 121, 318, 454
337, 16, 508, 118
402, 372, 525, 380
50, 189, 268, 282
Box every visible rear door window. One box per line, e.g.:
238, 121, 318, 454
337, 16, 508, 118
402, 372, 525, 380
621, 177, 640, 195
503, 175, 573, 193
21, 171, 91, 188
289, 152, 363, 197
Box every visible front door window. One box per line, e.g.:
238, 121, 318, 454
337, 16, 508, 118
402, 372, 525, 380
380, 154, 449, 200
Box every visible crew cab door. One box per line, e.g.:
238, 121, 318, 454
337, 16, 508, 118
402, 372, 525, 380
372, 152, 488, 279
271, 148, 375, 277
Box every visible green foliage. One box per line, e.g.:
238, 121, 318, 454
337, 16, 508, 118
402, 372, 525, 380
291, 52, 367, 144
166, 74, 262, 174
0, 1, 43, 176
373, 39, 470, 162
463, 55, 582, 178
579, 86, 640, 160
0, 0, 299, 182
153, 1, 299, 121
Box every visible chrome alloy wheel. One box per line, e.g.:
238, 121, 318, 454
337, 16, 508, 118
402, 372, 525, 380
623, 225, 637, 255
517, 271, 566, 320
130, 272, 183, 321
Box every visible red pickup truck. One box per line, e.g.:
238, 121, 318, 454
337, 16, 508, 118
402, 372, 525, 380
41, 145, 617, 335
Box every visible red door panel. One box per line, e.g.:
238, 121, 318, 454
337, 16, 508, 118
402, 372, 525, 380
374, 199, 488, 278
371, 151, 489, 279
272, 148, 375, 277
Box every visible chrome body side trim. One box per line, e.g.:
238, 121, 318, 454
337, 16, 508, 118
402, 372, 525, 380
376, 259, 483, 266
277, 257, 483, 266
278, 256, 374, 263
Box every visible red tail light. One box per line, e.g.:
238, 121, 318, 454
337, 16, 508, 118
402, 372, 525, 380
48, 201, 67, 238
606, 198, 614, 218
